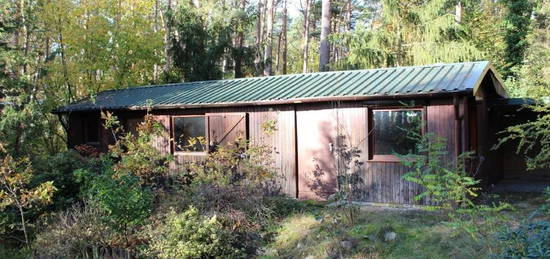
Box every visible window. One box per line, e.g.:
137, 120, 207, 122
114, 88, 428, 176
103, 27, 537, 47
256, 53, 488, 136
172, 116, 206, 152
370, 109, 423, 160
83, 118, 99, 145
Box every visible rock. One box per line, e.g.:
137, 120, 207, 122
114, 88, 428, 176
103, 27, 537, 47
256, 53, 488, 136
516, 202, 530, 209
304, 255, 315, 259
364, 234, 377, 242
384, 231, 397, 242
340, 240, 353, 251
296, 243, 303, 249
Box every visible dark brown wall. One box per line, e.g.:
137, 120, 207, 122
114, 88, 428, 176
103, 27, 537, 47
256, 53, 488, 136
66, 97, 465, 205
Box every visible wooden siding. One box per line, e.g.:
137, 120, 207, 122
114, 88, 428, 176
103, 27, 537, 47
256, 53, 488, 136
66, 98, 463, 205
426, 101, 457, 162
148, 105, 298, 197
294, 101, 456, 204
296, 105, 338, 200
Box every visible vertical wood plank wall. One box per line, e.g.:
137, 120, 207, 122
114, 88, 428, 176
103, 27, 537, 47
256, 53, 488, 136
148, 106, 298, 197
68, 98, 459, 205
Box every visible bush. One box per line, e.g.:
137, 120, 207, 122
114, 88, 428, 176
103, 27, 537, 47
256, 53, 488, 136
494, 104, 550, 170
493, 221, 550, 258
102, 112, 173, 186
398, 133, 480, 210
74, 166, 153, 233
32, 150, 88, 210
33, 203, 128, 258
147, 206, 243, 259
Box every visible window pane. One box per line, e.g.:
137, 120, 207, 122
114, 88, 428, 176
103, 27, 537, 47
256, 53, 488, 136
373, 110, 422, 155
174, 117, 206, 152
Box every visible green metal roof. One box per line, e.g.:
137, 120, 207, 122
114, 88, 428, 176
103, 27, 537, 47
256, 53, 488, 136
55, 61, 505, 112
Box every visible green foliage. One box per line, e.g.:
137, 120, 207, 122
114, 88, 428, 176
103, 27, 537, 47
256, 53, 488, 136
74, 167, 152, 233
494, 105, 550, 170
493, 221, 550, 258
103, 112, 173, 186
0, 151, 57, 246
333, 0, 485, 69
167, 4, 232, 82
31, 150, 88, 210
492, 193, 550, 259
505, 0, 549, 98
186, 137, 275, 188
501, 0, 535, 78
398, 133, 480, 210
147, 206, 243, 259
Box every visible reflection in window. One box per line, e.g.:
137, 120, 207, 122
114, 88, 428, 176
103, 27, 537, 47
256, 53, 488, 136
373, 109, 422, 155
173, 116, 206, 152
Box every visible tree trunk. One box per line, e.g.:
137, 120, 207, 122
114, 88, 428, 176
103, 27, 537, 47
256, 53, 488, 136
233, 0, 246, 78
254, 0, 266, 75
57, 21, 73, 102
163, 0, 174, 77
282, 0, 288, 74
17, 203, 29, 249
319, 0, 331, 71
276, 31, 282, 73
302, 0, 311, 73
263, 0, 275, 76
455, 1, 462, 23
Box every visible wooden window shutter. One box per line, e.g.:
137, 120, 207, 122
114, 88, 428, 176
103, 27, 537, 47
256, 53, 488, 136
151, 115, 171, 154
206, 112, 248, 147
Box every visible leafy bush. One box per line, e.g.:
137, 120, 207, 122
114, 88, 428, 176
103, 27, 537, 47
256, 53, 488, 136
32, 150, 88, 210
494, 105, 550, 170
398, 132, 480, 210
102, 111, 173, 186
0, 152, 56, 247
74, 167, 153, 233
493, 221, 550, 258
183, 137, 279, 217
147, 206, 243, 259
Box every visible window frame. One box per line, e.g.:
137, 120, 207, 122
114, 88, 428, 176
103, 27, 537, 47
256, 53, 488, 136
368, 106, 426, 162
171, 115, 208, 155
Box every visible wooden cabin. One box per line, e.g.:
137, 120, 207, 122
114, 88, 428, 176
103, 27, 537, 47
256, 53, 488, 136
55, 61, 518, 204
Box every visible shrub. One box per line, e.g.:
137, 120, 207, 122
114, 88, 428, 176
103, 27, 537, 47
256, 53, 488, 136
33, 203, 126, 258
398, 132, 480, 210
0, 153, 56, 248
493, 221, 550, 258
494, 104, 550, 170
32, 150, 88, 210
74, 167, 153, 233
183, 137, 279, 218
102, 111, 173, 186
147, 206, 243, 259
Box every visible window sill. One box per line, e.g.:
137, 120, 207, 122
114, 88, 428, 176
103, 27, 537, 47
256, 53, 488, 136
173, 151, 207, 156
368, 155, 403, 163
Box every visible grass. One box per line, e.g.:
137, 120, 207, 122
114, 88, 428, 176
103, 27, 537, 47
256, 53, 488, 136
260, 192, 549, 259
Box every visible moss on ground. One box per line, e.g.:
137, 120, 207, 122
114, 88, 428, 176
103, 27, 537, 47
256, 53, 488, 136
260, 192, 549, 259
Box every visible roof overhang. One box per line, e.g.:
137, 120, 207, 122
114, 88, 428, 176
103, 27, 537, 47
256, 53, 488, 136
472, 62, 508, 99
53, 90, 472, 113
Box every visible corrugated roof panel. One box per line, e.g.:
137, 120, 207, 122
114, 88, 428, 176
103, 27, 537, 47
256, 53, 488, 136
55, 61, 501, 112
